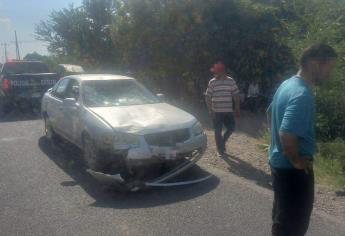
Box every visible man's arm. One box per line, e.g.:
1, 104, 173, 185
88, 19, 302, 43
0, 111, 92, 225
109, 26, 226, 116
230, 78, 241, 117
205, 95, 212, 113
280, 94, 314, 171
266, 103, 272, 129
233, 95, 241, 117
279, 131, 312, 170
205, 80, 214, 114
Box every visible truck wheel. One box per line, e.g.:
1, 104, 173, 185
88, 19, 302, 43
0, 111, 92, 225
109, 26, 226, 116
83, 135, 104, 172
0, 101, 12, 114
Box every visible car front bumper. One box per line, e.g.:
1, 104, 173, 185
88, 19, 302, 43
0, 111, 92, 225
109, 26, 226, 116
87, 133, 210, 191
125, 133, 207, 169
87, 147, 212, 191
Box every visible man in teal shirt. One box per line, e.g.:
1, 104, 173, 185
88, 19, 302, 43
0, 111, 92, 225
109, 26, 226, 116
268, 44, 337, 236
269, 75, 316, 169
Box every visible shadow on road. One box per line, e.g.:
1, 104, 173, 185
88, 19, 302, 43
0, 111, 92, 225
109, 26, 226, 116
0, 110, 41, 123
38, 136, 220, 209
336, 190, 345, 197
221, 154, 272, 190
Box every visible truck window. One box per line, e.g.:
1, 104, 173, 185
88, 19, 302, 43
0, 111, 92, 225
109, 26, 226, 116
2, 62, 50, 75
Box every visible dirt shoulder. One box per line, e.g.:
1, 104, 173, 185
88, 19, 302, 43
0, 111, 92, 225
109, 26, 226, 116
199, 112, 345, 222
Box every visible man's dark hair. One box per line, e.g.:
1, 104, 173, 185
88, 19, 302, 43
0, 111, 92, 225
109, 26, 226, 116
300, 43, 337, 68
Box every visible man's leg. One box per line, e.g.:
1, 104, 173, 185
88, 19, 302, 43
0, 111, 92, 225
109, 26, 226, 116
271, 166, 287, 236
271, 167, 314, 236
213, 113, 225, 154
223, 112, 235, 148
294, 169, 315, 236
248, 97, 254, 112
252, 97, 259, 112
271, 168, 297, 236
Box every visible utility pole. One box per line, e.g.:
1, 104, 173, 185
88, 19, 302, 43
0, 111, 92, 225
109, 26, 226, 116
15, 30, 21, 60
1, 42, 8, 61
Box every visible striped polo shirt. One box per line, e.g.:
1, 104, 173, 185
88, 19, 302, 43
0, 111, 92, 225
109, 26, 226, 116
206, 76, 240, 113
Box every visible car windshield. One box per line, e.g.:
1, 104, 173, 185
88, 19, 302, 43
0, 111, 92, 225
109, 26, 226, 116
83, 79, 160, 107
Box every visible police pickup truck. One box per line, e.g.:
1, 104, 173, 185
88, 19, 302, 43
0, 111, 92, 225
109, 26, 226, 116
0, 60, 59, 112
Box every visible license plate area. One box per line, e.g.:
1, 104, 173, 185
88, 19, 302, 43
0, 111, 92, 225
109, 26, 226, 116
151, 146, 178, 160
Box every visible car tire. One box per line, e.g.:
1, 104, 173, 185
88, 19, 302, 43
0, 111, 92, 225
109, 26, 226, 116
82, 135, 104, 172
44, 116, 58, 142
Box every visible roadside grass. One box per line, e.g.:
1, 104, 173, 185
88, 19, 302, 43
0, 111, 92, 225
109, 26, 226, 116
257, 125, 270, 153
258, 129, 345, 190
315, 139, 345, 190
314, 154, 345, 190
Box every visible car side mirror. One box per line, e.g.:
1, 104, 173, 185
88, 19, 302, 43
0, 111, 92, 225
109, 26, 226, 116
63, 97, 77, 107
156, 93, 165, 102
72, 85, 79, 99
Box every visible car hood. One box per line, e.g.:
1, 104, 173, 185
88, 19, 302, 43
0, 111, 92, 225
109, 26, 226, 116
88, 103, 197, 135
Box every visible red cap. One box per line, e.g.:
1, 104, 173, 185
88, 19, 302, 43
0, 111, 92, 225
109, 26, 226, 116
210, 62, 225, 74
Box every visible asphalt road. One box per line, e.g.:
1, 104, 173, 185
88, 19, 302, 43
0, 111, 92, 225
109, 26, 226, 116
0, 114, 344, 236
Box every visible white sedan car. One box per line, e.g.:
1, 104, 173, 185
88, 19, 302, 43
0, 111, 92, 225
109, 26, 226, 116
41, 74, 208, 189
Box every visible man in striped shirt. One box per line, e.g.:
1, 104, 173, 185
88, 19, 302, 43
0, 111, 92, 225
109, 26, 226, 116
205, 62, 241, 156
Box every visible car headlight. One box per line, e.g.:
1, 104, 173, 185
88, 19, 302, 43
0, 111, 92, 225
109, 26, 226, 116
113, 132, 140, 149
192, 121, 203, 136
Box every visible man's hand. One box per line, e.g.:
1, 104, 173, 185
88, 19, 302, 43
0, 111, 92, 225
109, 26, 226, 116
235, 109, 241, 118
233, 95, 241, 118
279, 131, 313, 173
292, 156, 313, 173
208, 109, 215, 118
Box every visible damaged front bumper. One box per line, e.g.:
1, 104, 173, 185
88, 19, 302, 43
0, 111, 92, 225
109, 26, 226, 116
124, 133, 207, 169
87, 134, 212, 191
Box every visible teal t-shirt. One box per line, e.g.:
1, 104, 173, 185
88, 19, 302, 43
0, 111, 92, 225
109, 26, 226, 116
268, 75, 316, 169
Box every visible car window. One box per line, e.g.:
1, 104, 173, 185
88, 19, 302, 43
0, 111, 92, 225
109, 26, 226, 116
65, 79, 79, 99
52, 78, 70, 99
51, 80, 61, 93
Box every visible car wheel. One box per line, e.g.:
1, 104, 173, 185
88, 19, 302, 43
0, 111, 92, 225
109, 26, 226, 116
83, 135, 103, 171
44, 116, 57, 142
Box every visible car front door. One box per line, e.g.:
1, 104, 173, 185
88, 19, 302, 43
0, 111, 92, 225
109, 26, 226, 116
48, 78, 70, 137
62, 79, 81, 143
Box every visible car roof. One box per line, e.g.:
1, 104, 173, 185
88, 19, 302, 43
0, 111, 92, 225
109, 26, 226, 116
65, 74, 135, 81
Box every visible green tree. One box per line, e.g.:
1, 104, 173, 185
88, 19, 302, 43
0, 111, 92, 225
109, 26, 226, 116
36, 0, 294, 104
35, 0, 117, 69
278, 0, 345, 140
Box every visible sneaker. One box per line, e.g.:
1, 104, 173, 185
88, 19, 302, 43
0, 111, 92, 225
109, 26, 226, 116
217, 149, 225, 157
